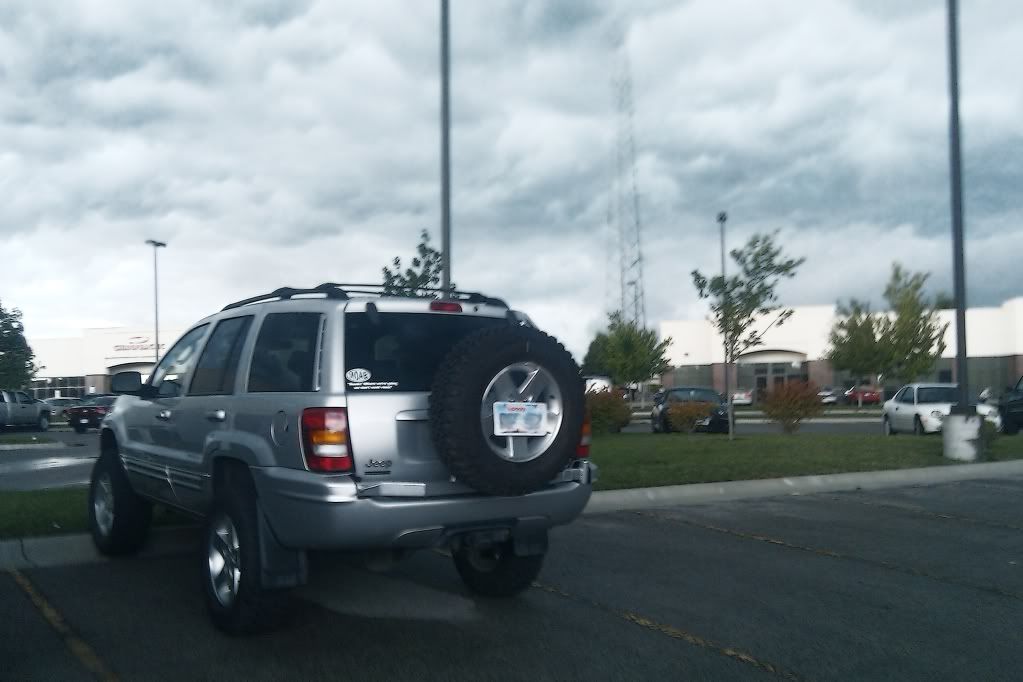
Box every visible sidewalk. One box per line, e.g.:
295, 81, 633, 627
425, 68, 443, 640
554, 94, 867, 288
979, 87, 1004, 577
4, 458, 1022, 570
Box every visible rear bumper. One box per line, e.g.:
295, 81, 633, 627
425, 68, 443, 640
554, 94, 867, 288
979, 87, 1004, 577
251, 461, 597, 550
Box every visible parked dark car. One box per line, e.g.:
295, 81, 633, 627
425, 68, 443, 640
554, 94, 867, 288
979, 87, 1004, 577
651, 386, 730, 434
999, 376, 1023, 435
65, 395, 116, 433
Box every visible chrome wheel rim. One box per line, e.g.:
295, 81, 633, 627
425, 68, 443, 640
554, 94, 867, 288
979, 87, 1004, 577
480, 362, 564, 463
207, 514, 241, 609
93, 473, 115, 537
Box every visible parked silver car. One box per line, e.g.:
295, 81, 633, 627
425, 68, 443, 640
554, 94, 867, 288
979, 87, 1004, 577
90, 284, 595, 634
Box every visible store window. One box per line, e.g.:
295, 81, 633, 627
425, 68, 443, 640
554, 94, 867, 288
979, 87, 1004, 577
29, 377, 86, 400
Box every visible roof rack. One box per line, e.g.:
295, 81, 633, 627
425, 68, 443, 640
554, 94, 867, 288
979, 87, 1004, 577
222, 282, 508, 311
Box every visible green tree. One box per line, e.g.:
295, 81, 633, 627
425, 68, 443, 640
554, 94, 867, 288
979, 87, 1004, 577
581, 333, 611, 377
692, 231, 804, 437
879, 263, 948, 385
601, 312, 671, 387
933, 291, 955, 310
382, 229, 451, 296
827, 299, 888, 407
0, 300, 39, 388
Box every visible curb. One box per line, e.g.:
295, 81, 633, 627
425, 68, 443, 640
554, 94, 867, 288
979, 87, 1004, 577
3, 459, 1022, 570
584, 458, 1023, 514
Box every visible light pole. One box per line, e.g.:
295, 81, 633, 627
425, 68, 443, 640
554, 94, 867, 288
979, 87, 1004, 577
439, 0, 452, 293
145, 239, 167, 364
717, 211, 734, 440
942, 0, 977, 460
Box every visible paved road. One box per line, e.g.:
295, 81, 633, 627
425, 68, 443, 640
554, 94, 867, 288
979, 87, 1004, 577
0, 430, 98, 491
5, 476, 1022, 680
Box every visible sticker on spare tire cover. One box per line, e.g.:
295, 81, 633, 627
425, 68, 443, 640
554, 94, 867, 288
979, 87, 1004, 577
493, 402, 548, 436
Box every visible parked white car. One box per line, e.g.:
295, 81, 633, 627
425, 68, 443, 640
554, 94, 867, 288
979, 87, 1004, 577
882, 383, 1001, 435
732, 389, 754, 406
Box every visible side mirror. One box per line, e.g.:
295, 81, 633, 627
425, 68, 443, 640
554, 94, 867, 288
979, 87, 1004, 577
111, 371, 144, 395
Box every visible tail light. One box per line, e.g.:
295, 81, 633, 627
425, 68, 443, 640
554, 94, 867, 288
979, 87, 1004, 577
301, 408, 353, 473
576, 414, 592, 458
95, 407, 108, 415
429, 301, 462, 313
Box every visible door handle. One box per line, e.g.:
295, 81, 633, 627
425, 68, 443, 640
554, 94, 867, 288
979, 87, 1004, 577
156, 409, 172, 421
205, 409, 226, 422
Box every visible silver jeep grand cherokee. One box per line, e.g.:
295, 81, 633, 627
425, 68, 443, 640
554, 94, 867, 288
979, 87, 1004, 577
90, 283, 596, 634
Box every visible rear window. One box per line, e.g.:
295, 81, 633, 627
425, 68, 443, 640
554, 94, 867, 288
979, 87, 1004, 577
344, 312, 505, 392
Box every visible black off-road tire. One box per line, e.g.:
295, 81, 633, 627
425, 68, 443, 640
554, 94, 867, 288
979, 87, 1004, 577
203, 473, 290, 635
88, 449, 152, 556
429, 325, 585, 496
453, 542, 544, 598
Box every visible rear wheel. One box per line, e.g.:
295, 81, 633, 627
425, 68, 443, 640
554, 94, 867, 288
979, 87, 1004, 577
203, 475, 290, 635
453, 541, 544, 598
89, 449, 152, 556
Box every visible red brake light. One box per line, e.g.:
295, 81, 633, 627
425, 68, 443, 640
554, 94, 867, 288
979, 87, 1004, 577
429, 301, 462, 313
576, 414, 592, 458
301, 408, 353, 473
95, 407, 108, 415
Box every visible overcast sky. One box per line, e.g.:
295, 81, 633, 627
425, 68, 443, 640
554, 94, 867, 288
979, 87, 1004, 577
2, 0, 1021, 360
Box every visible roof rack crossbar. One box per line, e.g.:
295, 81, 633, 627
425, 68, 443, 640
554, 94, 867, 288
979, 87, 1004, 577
221, 285, 350, 311
222, 282, 508, 311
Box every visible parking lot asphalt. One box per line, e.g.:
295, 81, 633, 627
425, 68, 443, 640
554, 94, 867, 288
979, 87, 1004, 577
0, 430, 98, 490
6, 475, 1022, 681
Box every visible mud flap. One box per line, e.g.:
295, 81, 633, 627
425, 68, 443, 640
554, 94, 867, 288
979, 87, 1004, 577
257, 499, 308, 589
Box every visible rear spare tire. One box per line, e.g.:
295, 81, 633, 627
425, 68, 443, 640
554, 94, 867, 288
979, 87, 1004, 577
429, 325, 584, 496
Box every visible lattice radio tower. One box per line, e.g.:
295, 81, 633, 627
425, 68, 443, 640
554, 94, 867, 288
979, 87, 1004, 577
607, 46, 647, 329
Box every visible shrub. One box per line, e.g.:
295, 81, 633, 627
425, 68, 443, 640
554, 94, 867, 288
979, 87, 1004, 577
587, 389, 632, 435
761, 382, 824, 434
666, 402, 716, 433
977, 418, 999, 455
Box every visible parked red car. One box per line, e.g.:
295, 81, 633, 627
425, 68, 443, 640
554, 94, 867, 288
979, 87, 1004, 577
65, 395, 116, 433
844, 386, 882, 405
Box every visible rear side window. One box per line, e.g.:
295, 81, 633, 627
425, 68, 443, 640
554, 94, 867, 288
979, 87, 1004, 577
190, 316, 254, 396
344, 312, 504, 392
248, 313, 322, 393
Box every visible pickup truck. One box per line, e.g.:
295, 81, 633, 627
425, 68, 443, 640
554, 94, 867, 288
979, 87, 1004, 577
0, 390, 51, 431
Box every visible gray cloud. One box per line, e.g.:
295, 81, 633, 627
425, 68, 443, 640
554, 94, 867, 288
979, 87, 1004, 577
1, 0, 1021, 361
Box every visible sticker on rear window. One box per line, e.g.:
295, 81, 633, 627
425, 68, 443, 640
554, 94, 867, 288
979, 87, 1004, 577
345, 368, 372, 383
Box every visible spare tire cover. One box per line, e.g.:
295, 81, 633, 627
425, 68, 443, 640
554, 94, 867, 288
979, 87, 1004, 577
429, 324, 585, 496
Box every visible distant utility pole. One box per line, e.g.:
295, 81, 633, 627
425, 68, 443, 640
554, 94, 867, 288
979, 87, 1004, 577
439, 0, 452, 293
945, 0, 969, 411
718, 212, 734, 440
144, 239, 167, 364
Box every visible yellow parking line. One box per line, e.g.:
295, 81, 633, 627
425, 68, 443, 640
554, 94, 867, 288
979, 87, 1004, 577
635, 510, 1023, 602
8, 569, 119, 682
533, 582, 804, 681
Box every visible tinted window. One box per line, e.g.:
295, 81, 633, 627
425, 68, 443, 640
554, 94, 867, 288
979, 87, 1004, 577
16, 392, 32, 404
668, 388, 722, 404
190, 316, 253, 396
151, 325, 210, 398
898, 388, 915, 404
344, 312, 505, 392
248, 313, 322, 393
92, 396, 116, 407
917, 387, 959, 404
